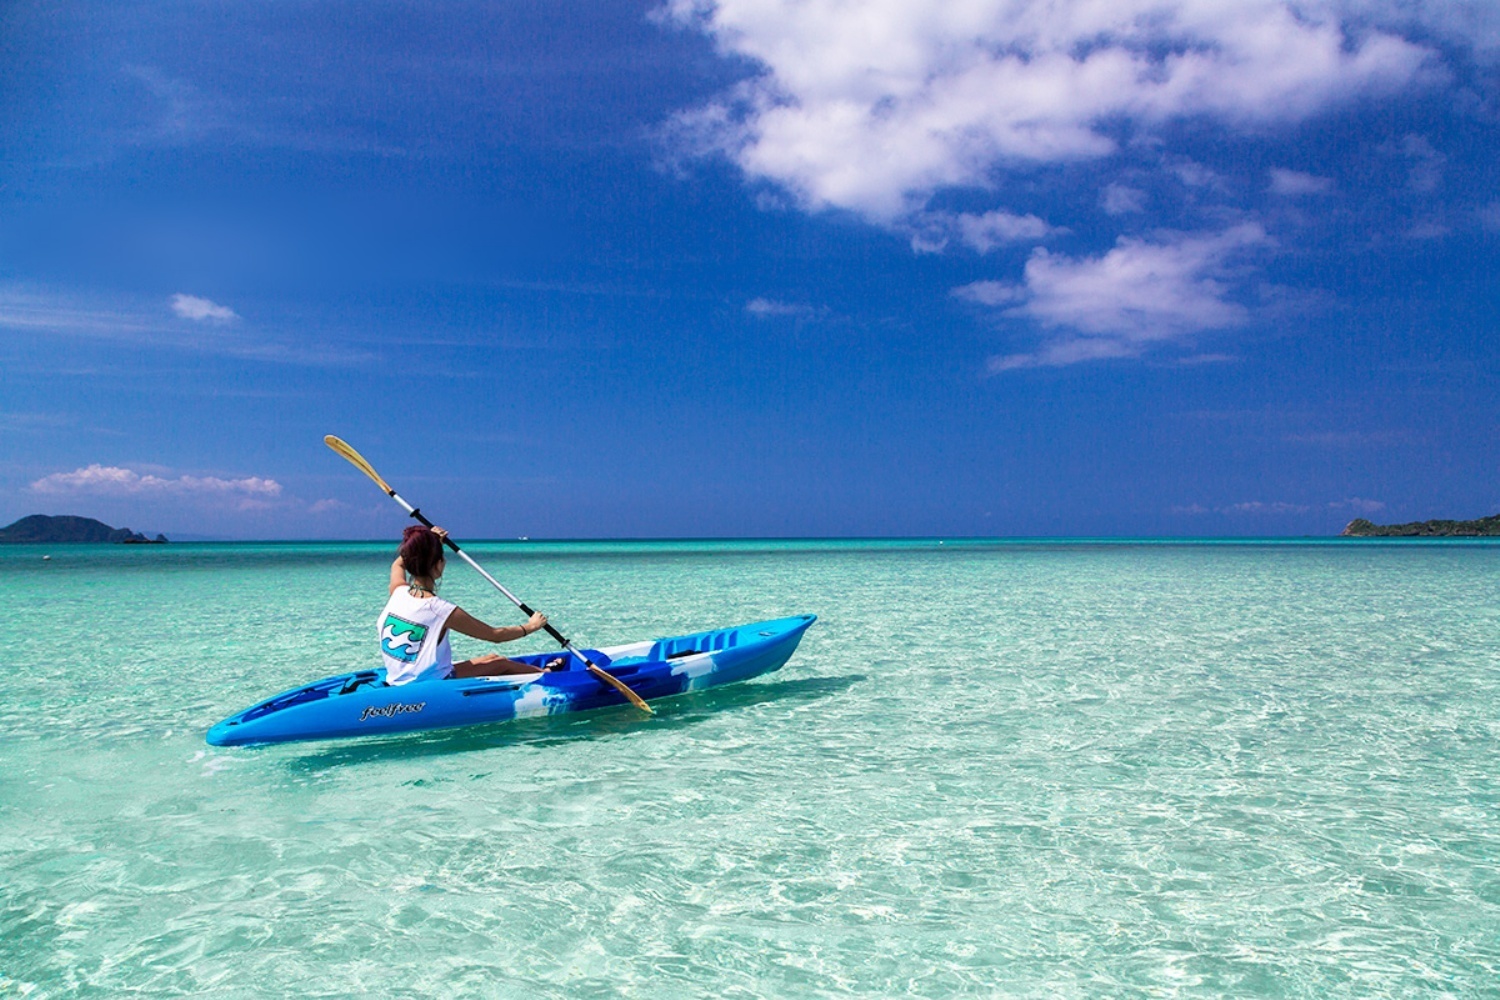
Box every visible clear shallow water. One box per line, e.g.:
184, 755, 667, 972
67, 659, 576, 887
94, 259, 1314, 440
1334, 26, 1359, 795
3, 539, 1499, 997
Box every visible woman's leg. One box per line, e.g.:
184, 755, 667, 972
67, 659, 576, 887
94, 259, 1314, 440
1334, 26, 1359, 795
452, 654, 542, 678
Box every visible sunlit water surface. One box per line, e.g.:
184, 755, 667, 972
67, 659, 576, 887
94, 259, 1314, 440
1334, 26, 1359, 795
3, 539, 1499, 997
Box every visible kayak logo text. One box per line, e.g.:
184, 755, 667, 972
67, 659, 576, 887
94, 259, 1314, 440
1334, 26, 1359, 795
359, 702, 426, 723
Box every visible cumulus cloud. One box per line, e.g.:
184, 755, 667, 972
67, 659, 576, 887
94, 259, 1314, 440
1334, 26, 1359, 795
910, 209, 1059, 254
1347, 1, 1500, 61
171, 294, 239, 323
964, 223, 1269, 368
31, 464, 282, 498
666, 0, 1434, 222
1269, 168, 1334, 196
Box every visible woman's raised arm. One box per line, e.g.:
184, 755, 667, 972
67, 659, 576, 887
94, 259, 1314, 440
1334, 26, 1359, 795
446, 607, 546, 644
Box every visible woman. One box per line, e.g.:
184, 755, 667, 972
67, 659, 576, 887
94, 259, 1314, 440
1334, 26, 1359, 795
378, 524, 557, 685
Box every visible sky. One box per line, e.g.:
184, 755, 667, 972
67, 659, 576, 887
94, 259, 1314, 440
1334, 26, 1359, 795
1, 0, 1497, 539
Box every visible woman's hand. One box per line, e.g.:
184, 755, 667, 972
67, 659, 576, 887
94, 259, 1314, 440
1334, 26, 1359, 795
525, 611, 547, 635
431, 526, 449, 543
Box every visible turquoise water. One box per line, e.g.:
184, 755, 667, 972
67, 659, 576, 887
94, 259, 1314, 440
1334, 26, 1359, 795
3, 539, 1499, 997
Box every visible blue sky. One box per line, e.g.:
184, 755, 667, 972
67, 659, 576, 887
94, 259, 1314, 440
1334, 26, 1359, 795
2, 0, 1497, 538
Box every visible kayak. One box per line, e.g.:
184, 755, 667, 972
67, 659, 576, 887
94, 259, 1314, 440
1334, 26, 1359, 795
207, 614, 815, 746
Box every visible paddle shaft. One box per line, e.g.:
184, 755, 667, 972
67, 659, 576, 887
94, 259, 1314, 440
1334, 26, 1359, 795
325, 436, 651, 713
399, 499, 552, 638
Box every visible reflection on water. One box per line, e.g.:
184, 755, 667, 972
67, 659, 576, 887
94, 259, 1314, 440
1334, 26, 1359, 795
286, 676, 868, 770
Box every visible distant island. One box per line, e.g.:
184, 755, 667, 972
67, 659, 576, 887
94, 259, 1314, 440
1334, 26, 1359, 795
1342, 513, 1500, 537
0, 514, 168, 544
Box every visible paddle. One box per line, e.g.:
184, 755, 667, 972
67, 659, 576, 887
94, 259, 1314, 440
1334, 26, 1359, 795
324, 434, 654, 714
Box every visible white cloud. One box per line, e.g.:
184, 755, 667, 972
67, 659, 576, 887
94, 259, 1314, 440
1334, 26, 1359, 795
308, 498, 349, 514
171, 293, 239, 323
953, 281, 1027, 307
1395, 134, 1445, 193
1174, 497, 1383, 516
911, 209, 1058, 253
0, 288, 163, 339
1269, 168, 1334, 196
31, 464, 282, 498
969, 223, 1269, 368
1222, 500, 1312, 515
1101, 184, 1148, 215
1343, 1, 1500, 61
0, 286, 367, 367
745, 297, 813, 317
666, 0, 1434, 222
1170, 159, 1226, 191
987, 337, 1136, 371
958, 210, 1055, 253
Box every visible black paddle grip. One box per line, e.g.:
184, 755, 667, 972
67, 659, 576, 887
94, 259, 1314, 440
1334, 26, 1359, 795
407, 508, 463, 553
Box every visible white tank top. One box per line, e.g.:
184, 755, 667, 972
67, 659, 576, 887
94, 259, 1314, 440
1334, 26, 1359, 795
378, 588, 458, 686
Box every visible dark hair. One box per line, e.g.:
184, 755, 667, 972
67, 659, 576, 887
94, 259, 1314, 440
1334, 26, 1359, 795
399, 525, 444, 579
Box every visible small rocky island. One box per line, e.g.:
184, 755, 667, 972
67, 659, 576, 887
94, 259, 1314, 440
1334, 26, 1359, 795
0, 514, 168, 544
1342, 513, 1500, 537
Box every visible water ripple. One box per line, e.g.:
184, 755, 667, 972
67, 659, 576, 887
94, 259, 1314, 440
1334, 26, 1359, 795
3, 541, 1499, 995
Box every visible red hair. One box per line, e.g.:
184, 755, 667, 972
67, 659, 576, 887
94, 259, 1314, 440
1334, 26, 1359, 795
398, 525, 444, 579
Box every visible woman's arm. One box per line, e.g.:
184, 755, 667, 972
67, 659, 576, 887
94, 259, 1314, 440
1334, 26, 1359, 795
388, 557, 407, 595
446, 607, 547, 644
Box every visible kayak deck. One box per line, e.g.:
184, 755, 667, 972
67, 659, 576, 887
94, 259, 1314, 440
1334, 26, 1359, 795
207, 614, 815, 746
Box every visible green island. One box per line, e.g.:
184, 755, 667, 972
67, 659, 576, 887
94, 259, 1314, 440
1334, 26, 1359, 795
1342, 513, 1500, 537
0, 514, 167, 544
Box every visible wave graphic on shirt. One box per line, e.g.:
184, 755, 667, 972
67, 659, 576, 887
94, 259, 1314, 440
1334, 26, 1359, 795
381, 614, 428, 663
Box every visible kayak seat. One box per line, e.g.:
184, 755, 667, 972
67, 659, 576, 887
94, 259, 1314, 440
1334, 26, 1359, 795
339, 671, 382, 696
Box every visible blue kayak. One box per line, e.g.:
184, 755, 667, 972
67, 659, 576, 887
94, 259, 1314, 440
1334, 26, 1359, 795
207, 614, 815, 746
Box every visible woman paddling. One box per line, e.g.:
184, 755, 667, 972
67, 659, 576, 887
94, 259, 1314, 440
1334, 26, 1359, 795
379, 524, 558, 685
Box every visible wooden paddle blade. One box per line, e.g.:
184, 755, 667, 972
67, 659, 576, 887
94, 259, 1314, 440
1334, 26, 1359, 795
324, 435, 393, 495
587, 664, 654, 714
